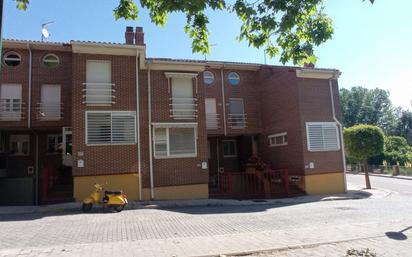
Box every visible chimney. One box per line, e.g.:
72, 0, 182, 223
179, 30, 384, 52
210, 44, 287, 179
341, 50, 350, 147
125, 26, 134, 44
135, 27, 145, 45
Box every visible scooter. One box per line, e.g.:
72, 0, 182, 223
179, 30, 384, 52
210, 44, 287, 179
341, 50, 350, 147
82, 183, 128, 212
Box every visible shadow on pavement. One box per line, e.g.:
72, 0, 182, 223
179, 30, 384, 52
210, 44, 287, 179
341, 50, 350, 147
0, 189, 372, 221
385, 225, 412, 241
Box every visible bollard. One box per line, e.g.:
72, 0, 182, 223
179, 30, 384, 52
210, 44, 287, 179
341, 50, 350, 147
392, 165, 400, 176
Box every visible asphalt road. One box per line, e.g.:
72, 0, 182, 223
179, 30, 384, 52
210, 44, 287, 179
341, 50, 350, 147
346, 173, 412, 196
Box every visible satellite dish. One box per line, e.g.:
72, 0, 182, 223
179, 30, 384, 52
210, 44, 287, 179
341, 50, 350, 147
42, 27, 50, 38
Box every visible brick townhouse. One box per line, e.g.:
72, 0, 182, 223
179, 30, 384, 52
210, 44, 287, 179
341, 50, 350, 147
0, 27, 346, 205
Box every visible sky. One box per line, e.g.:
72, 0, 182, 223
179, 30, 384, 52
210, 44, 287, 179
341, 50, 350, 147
3, 0, 412, 110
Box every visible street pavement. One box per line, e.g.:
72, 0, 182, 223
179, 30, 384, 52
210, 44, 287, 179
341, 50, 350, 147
0, 174, 411, 257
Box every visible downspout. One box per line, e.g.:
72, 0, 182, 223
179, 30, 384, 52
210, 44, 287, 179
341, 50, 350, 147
35, 134, 39, 205
136, 51, 142, 200
329, 75, 347, 193
147, 61, 155, 200
27, 43, 32, 128
220, 66, 227, 136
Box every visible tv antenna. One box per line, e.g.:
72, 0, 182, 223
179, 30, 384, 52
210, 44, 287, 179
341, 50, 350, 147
204, 43, 217, 61
41, 21, 54, 42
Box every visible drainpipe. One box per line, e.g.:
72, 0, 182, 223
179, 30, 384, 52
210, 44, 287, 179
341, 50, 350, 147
329, 76, 347, 193
147, 61, 154, 200
27, 43, 32, 128
136, 52, 142, 201
220, 66, 227, 136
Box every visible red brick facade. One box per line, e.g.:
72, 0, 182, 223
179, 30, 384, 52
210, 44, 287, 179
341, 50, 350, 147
0, 27, 345, 204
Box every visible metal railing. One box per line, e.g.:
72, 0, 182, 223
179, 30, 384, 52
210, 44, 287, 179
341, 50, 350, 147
169, 97, 198, 119
206, 113, 220, 129
227, 113, 247, 128
0, 99, 25, 121
36, 102, 63, 121
82, 82, 116, 105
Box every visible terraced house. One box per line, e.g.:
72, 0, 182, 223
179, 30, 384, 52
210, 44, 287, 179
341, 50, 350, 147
0, 27, 346, 205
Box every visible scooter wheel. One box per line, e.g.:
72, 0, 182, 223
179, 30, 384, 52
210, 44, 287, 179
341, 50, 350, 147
113, 205, 125, 212
82, 203, 93, 212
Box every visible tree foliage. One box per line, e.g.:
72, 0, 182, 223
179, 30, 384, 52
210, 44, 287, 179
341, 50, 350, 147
344, 124, 384, 189
344, 124, 384, 162
340, 87, 398, 135
383, 136, 412, 166
13, 0, 375, 65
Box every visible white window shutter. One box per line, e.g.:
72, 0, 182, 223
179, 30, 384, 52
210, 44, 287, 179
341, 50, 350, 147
306, 122, 340, 151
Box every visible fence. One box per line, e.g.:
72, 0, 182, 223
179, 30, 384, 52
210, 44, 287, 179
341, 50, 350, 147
348, 164, 412, 176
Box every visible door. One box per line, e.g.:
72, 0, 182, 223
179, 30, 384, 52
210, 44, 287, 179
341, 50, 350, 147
171, 77, 194, 118
62, 127, 72, 167
0, 84, 22, 120
41, 85, 61, 120
205, 98, 218, 129
86, 61, 112, 104
229, 98, 245, 127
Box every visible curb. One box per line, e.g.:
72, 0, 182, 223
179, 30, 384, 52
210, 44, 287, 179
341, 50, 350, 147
350, 172, 412, 181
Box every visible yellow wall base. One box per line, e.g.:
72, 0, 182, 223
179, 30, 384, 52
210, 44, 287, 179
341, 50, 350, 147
303, 172, 345, 195
142, 184, 209, 200
73, 173, 140, 201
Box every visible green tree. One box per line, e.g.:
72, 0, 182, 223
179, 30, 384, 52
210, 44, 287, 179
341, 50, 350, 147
339, 87, 397, 134
395, 110, 412, 142
344, 124, 384, 189
384, 136, 412, 165
13, 0, 374, 65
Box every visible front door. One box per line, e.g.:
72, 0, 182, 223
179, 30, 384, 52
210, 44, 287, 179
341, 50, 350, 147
205, 98, 218, 129
62, 127, 72, 167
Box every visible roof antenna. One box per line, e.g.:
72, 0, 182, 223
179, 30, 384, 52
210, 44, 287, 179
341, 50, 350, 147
204, 43, 217, 61
41, 21, 54, 42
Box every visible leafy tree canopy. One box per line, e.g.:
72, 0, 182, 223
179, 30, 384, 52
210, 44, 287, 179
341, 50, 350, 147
384, 136, 412, 165
340, 87, 397, 135
344, 124, 384, 162
14, 0, 374, 65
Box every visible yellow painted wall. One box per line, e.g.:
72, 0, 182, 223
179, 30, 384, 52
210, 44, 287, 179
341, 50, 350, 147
142, 184, 208, 200
303, 172, 345, 195
73, 173, 140, 201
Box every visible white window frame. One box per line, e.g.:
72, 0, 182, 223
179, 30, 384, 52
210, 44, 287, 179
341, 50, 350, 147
85, 111, 136, 146
222, 139, 237, 158
306, 122, 340, 152
3, 51, 22, 67
9, 134, 30, 156
227, 72, 240, 85
152, 122, 198, 159
46, 134, 62, 154
203, 71, 215, 85
42, 53, 60, 69
268, 132, 288, 147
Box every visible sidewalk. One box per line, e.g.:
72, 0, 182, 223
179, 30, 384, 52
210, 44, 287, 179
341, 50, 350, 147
0, 220, 410, 257
0, 186, 389, 215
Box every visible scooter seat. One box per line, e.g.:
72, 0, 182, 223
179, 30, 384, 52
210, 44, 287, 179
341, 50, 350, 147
105, 190, 123, 195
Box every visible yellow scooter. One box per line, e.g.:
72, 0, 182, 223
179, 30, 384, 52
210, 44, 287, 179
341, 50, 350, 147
82, 183, 128, 212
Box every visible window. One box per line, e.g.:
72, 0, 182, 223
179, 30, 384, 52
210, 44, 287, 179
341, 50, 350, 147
86, 112, 136, 145
40, 84, 61, 120
3, 52, 21, 67
10, 135, 29, 156
0, 84, 22, 121
227, 72, 240, 85
170, 76, 196, 119
84, 60, 113, 105
203, 71, 215, 85
306, 122, 340, 152
223, 140, 237, 157
47, 134, 62, 154
153, 124, 197, 158
42, 54, 60, 69
269, 132, 288, 147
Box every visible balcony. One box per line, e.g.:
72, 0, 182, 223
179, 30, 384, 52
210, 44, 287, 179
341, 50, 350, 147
36, 102, 63, 121
206, 113, 220, 130
82, 82, 116, 105
228, 113, 247, 128
169, 97, 198, 119
0, 99, 25, 121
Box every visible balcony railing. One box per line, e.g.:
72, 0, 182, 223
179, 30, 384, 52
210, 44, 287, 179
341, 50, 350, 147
36, 102, 63, 121
169, 97, 198, 119
0, 99, 25, 121
206, 113, 220, 130
228, 113, 247, 128
82, 82, 116, 105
